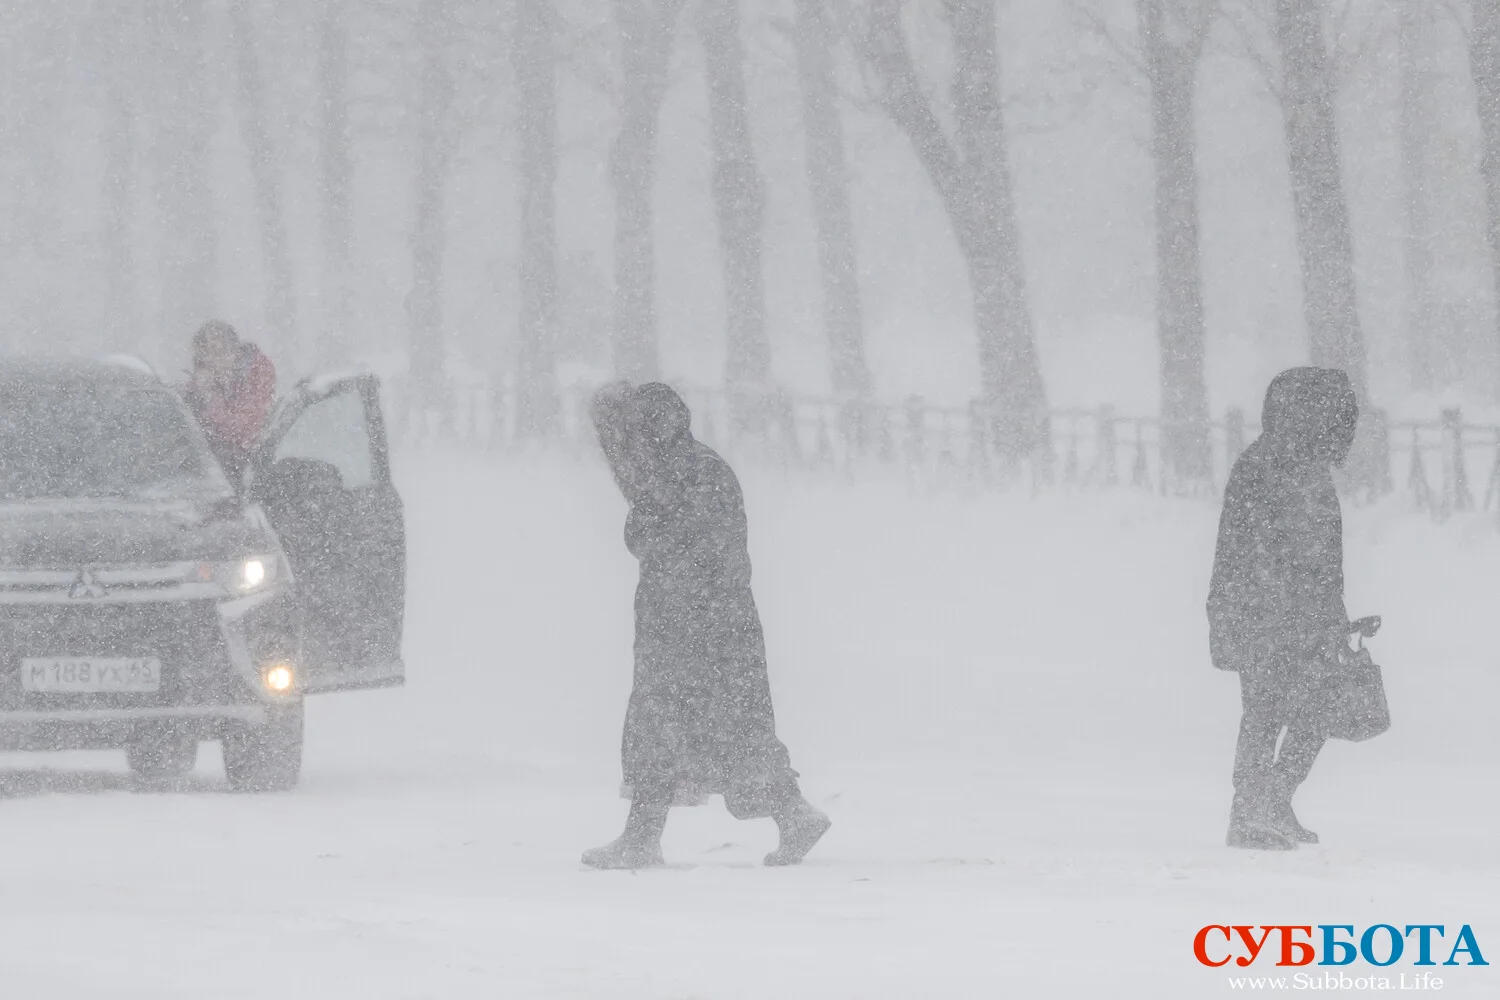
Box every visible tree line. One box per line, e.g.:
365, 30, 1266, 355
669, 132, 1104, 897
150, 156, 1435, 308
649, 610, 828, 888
2, 0, 1499, 488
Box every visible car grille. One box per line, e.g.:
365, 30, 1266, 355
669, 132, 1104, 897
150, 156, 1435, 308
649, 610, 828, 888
0, 601, 234, 711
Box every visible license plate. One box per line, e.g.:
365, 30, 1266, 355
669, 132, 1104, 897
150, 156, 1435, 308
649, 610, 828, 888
19, 657, 162, 693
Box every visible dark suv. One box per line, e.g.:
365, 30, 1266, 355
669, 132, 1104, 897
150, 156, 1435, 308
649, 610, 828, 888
0, 356, 406, 790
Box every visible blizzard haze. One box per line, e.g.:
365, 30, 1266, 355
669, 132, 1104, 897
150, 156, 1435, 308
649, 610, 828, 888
2, 0, 1499, 997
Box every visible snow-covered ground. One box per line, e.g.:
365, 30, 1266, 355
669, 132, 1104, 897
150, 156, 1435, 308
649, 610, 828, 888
2, 453, 1499, 998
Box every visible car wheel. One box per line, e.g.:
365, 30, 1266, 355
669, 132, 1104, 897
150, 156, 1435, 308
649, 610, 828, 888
222, 701, 304, 793
126, 728, 199, 780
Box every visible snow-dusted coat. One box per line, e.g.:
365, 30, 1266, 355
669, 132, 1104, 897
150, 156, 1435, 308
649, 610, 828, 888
594, 383, 796, 817
1207, 366, 1356, 682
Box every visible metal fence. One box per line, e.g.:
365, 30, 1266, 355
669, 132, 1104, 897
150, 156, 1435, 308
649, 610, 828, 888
387, 377, 1500, 521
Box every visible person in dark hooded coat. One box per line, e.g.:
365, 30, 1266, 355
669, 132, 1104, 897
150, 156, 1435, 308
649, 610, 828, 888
1207, 366, 1363, 850
584, 382, 831, 869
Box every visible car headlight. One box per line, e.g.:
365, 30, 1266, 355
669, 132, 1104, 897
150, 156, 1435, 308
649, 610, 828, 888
261, 661, 296, 694
201, 554, 286, 596
241, 557, 268, 590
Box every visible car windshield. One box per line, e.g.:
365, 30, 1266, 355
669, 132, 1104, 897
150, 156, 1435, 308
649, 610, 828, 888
0, 377, 216, 501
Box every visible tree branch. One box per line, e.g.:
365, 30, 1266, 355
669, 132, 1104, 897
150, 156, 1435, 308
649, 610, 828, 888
557, 9, 619, 102
1440, 0, 1470, 42
1068, 0, 1149, 89
1216, 1, 1284, 105
758, 12, 800, 69
1329, 0, 1357, 55
825, 0, 910, 117
1010, 5, 1122, 135
1184, 0, 1223, 61
1332, 0, 1392, 84
848, 0, 967, 210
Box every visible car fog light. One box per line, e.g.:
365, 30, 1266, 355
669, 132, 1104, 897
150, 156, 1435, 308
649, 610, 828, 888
263, 663, 294, 693
242, 558, 267, 589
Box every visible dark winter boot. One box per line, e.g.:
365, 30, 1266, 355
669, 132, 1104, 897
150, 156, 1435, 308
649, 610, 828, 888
765, 797, 831, 867
1269, 798, 1318, 845
582, 795, 668, 869
1226, 790, 1295, 851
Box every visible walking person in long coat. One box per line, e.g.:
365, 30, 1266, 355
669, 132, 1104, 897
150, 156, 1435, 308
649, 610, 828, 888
584, 382, 830, 869
1207, 367, 1363, 850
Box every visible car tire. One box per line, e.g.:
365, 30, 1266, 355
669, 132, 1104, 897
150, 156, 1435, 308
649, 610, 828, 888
222, 701, 304, 793
126, 728, 199, 780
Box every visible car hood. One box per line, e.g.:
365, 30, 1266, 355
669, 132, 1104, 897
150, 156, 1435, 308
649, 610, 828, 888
0, 497, 274, 567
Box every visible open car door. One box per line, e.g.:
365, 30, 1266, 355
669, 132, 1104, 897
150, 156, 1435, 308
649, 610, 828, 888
249, 371, 405, 693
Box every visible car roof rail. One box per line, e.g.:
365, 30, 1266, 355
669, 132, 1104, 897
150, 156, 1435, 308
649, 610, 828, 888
97, 353, 159, 378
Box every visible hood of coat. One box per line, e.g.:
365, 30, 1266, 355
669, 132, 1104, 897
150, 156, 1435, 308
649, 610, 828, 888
633, 383, 694, 453
593, 381, 699, 504
1259, 366, 1358, 467
629, 383, 698, 493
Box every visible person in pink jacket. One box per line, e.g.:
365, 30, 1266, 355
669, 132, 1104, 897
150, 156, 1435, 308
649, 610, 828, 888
184, 320, 276, 483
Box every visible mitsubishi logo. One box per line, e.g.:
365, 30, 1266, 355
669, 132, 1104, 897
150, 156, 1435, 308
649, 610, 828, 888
68, 569, 108, 600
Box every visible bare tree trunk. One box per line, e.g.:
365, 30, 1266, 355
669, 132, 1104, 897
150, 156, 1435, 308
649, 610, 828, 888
318, 0, 352, 369
100, 0, 139, 353
409, 0, 456, 410
1472, 0, 1500, 396
611, 0, 685, 382
515, 0, 561, 438
947, 0, 1044, 452
229, 1, 297, 362
1273, 0, 1368, 394
1275, 0, 1378, 488
861, 0, 1046, 456
701, 0, 772, 401
1142, 0, 1213, 487
791, 0, 871, 399
146, 0, 216, 361
1398, 0, 1436, 390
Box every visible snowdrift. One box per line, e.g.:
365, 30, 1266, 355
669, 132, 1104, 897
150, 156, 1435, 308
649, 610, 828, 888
1, 453, 1497, 998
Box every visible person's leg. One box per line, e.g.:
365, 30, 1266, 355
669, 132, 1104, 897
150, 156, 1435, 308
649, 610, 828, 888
1275, 729, 1324, 788
719, 747, 831, 867
764, 777, 831, 867
582, 783, 670, 869
1231, 713, 1279, 796
1269, 729, 1325, 843
1228, 667, 1294, 849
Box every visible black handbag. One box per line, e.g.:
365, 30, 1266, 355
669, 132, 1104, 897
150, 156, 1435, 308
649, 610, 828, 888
1292, 630, 1391, 742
